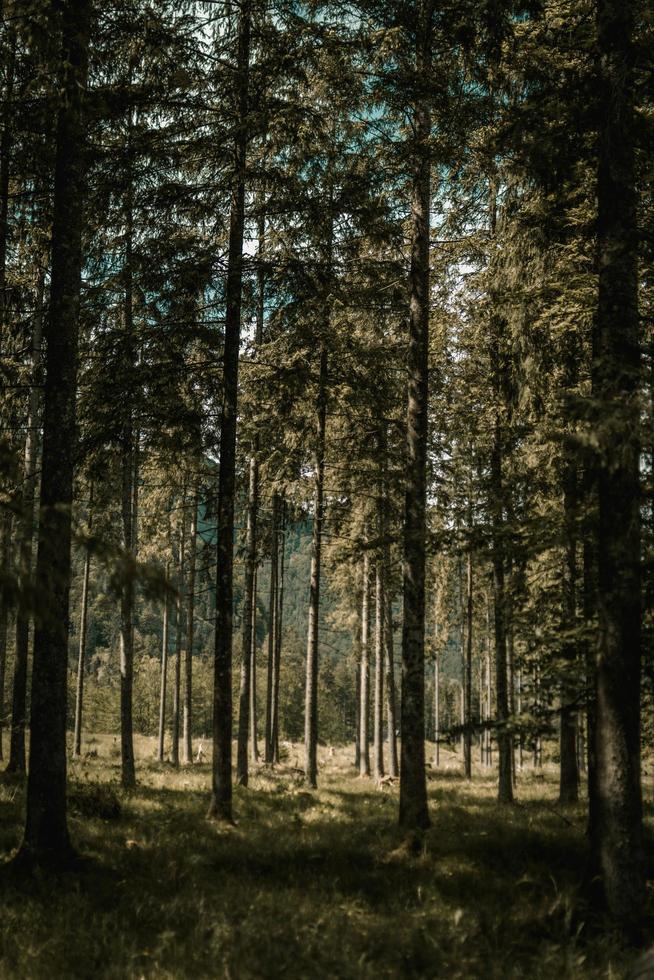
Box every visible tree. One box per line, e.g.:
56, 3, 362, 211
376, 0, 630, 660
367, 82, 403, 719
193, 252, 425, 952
16, 0, 91, 866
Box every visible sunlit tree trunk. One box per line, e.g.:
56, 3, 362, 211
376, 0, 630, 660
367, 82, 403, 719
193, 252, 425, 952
157, 562, 170, 763
359, 550, 370, 777
182, 488, 197, 766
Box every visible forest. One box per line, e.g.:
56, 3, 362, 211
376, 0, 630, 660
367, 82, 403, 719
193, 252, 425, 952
0, 0, 652, 976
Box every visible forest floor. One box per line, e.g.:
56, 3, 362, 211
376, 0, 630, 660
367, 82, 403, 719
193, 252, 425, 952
0, 736, 650, 979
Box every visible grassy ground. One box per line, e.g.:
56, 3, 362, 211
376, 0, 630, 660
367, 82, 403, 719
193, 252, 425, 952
0, 735, 648, 979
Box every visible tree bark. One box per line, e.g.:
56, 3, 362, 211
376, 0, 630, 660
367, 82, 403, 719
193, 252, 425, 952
237, 455, 259, 784
399, 0, 432, 831
0, 510, 10, 761
182, 488, 197, 766
373, 561, 385, 780
73, 485, 93, 758
359, 550, 370, 776
592, 0, 644, 927
559, 455, 579, 803
385, 577, 399, 777
249, 565, 259, 763
7, 270, 44, 775
304, 346, 327, 789
464, 544, 473, 780
171, 501, 186, 768
18, 0, 90, 866
264, 494, 278, 763
272, 496, 285, 763
157, 562, 170, 763
208, 0, 251, 823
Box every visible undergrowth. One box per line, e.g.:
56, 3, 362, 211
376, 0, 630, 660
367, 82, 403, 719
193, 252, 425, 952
0, 736, 648, 979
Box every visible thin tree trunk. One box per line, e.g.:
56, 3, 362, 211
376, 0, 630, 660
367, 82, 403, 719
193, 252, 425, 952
304, 345, 327, 789
264, 494, 278, 763
119, 200, 136, 791
172, 500, 186, 768
592, 0, 643, 927
433, 654, 439, 768
182, 489, 197, 766
399, 0, 433, 832
272, 496, 285, 762
559, 455, 579, 803
7, 270, 44, 775
385, 581, 399, 777
157, 562, 170, 763
208, 0, 251, 823
0, 511, 10, 761
237, 456, 259, 783
73, 484, 93, 758
373, 560, 385, 780
464, 545, 473, 779
490, 421, 513, 803
359, 550, 370, 777
249, 565, 259, 763
18, 0, 90, 865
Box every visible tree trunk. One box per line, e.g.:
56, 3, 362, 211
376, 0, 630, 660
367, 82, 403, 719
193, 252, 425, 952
171, 501, 186, 769
182, 489, 197, 766
433, 654, 439, 768
359, 550, 370, 777
490, 421, 513, 803
7, 270, 44, 775
119, 208, 136, 791
272, 496, 285, 763
73, 485, 93, 758
264, 494, 278, 763
157, 562, 170, 763
237, 456, 259, 783
304, 346, 327, 789
464, 545, 473, 779
559, 455, 579, 803
592, 0, 643, 927
0, 511, 10, 761
249, 565, 259, 763
385, 581, 399, 777
373, 560, 384, 780
18, 0, 90, 866
208, 0, 251, 823
399, 0, 432, 832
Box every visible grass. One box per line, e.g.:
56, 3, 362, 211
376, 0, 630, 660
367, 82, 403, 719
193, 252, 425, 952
0, 735, 648, 979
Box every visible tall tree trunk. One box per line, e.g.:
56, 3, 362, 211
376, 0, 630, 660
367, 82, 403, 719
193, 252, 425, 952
433, 653, 439, 768
359, 550, 370, 777
272, 496, 285, 763
464, 544, 473, 779
17, 0, 90, 865
373, 560, 385, 780
119, 201, 136, 791
399, 0, 432, 832
490, 420, 513, 803
7, 270, 44, 775
171, 501, 186, 769
157, 562, 170, 763
264, 494, 278, 763
182, 488, 197, 766
208, 0, 251, 822
385, 581, 399, 777
237, 455, 259, 783
0, 510, 10, 761
559, 455, 579, 803
73, 485, 93, 758
592, 0, 643, 927
304, 345, 327, 789
249, 565, 259, 763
